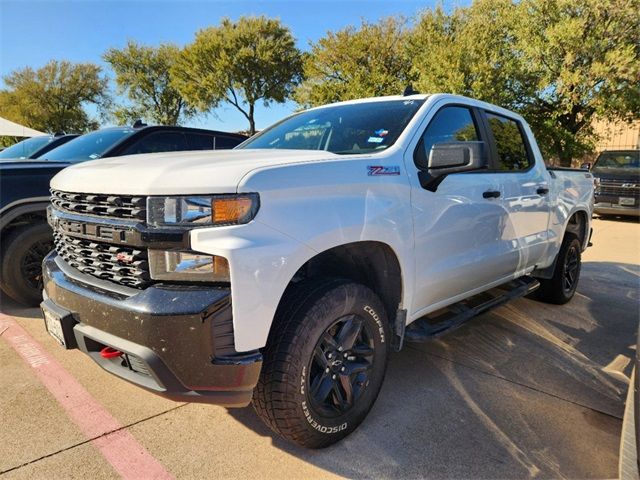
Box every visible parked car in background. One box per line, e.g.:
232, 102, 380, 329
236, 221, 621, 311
0, 123, 247, 306
0, 133, 79, 160
40, 94, 594, 448
590, 149, 640, 217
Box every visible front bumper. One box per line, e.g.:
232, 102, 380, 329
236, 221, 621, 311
42, 252, 262, 407
594, 196, 640, 217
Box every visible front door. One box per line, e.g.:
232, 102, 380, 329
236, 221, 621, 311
407, 104, 519, 319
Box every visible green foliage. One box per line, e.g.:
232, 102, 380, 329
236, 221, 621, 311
0, 60, 109, 133
173, 16, 303, 134
513, 0, 640, 165
408, 1, 535, 109
104, 41, 195, 126
295, 18, 415, 107
302, 1, 638, 165
409, 0, 640, 165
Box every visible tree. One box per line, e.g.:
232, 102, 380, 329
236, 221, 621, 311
104, 41, 195, 125
173, 16, 303, 134
408, 1, 535, 110
408, 0, 640, 166
295, 18, 415, 107
0, 60, 109, 133
513, 0, 640, 165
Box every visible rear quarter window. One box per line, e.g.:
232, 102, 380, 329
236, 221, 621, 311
214, 136, 243, 149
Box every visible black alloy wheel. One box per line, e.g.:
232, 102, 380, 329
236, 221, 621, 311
562, 244, 580, 294
21, 239, 54, 290
308, 314, 376, 417
1, 222, 54, 306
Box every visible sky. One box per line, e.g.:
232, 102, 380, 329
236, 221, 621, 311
0, 0, 458, 133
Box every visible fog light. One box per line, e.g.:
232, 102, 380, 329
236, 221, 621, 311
148, 250, 230, 282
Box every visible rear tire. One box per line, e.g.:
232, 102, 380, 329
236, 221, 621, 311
253, 277, 390, 448
534, 233, 582, 305
1, 222, 53, 306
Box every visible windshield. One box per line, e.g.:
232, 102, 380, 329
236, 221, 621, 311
593, 151, 640, 172
0, 136, 52, 159
240, 99, 425, 155
41, 128, 134, 162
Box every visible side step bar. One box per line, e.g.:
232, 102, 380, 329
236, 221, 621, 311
404, 276, 540, 343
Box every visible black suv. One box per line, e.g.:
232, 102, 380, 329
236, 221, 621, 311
591, 149, 640, 218
0, 124, 247, 306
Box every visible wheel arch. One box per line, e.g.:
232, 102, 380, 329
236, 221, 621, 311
271, 240, 404, 344
564, 209, 590, 250
0, 201, 50, 234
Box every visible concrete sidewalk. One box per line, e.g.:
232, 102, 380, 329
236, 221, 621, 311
1, 216, 638, 479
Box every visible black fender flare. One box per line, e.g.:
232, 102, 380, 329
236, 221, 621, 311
0, 199, 50, 231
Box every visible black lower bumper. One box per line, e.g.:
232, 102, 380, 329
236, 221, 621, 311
594, 195, 640, 217
41, 252, 262, 407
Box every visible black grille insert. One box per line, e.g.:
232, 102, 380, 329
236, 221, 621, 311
598, 178, 640, 197
51, 190, 147, 220
53, 232, 150, 288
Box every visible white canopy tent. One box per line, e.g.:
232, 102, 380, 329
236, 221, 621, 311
0, 116, 45, 137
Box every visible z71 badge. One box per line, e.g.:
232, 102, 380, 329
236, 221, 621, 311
367, 166, 400, 176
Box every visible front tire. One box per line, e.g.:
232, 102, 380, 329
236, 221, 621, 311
1, 222, 53, 306
534, 233, 582, 305
253, 278, 390, 448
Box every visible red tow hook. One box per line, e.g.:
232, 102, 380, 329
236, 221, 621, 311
100, 347, 122, 359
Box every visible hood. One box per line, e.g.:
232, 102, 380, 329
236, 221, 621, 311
591, 167, 640, 181
51, 149, 339, 195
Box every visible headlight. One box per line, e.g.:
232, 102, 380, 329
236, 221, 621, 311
147, 194, 259, 227
148, 250, 230, 282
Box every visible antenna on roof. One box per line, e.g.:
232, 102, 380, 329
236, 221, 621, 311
132, 119, 147, 129
403, 85, 420, 96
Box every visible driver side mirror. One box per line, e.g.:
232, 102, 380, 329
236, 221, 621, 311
580, 162, 591, 170
417, 141, 488, 191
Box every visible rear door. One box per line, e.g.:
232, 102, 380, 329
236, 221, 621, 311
407, 103, 519, 316
481, 111, 551, 272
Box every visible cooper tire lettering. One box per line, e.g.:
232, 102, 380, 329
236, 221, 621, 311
364, 305, 385, 343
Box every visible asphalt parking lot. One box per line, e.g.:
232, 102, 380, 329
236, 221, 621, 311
1, 217, 638, 479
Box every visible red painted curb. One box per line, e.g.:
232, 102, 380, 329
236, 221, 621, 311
0, 313, 174, 480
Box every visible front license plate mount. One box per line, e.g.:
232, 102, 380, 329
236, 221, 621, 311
41, 300, 78, 349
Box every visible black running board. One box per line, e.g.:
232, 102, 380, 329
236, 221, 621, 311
404, 276, 540, 343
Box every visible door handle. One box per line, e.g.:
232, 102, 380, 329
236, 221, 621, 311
482, 190, 501, 199
536, 187, 549, 195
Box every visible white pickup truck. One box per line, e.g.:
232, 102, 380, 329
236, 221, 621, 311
41, 94, 594, 448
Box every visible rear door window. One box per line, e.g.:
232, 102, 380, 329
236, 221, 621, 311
485, 113, 532, 171
122, 131, 188, 155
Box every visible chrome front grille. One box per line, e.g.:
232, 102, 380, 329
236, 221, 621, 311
51, 190, 147, 220
598, 178, 640, 197
53, 232, 151, 288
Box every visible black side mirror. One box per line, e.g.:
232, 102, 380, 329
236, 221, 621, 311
580, 162, 591, 170
417, 141, 488, 191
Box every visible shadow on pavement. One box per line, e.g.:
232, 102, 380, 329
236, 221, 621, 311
228, 261, 638, 478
